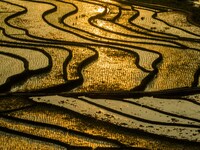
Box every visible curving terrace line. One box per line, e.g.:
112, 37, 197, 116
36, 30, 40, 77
0, 39, 154, 93
130, 6, 200, 40
129, 0, 200, 40
1, 0, 175, 54
0, 126, 73, 149
0, 113, 127, 147
0, 46, 50, 71
2, 0, 90, 45
92, 0, 180, 40
43, 0, 182, 48
31, 95, 200, 142
0, 0, 196, 90
0, 44, 52, 92
89, 1, 195, 45
78, 97, 200, 128
123, 98, 200, 123
85, 0, 193, 48
40, 0, 160, 86
1, 0, 56, 43
39, 0, 167, 90
1, 0, 200, 147
0, 51, 28, 92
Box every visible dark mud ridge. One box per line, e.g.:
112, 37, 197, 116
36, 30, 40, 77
0, 0, 200, 149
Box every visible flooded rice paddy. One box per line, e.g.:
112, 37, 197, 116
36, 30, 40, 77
1, 0, 200, 149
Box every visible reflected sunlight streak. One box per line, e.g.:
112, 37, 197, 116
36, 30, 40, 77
97, 7, 105, 13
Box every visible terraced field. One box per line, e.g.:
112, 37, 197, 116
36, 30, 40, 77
1, 0, 200, 149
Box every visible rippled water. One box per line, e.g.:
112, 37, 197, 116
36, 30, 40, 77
1, 0, 200, 149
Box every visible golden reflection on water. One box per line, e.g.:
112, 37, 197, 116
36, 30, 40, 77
97, 7, 105, 13
1, 0, 200, 94
74, 47, 148, 92
1, 0, 200, 148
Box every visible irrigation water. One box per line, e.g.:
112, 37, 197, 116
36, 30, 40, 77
0, 0, 200, 149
